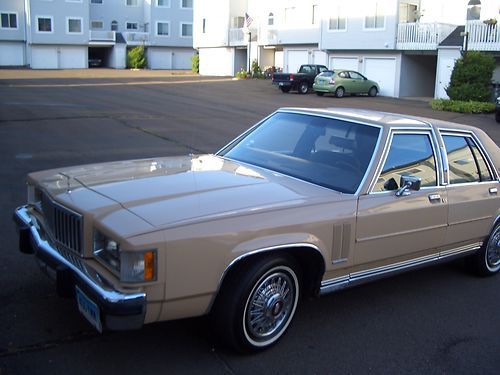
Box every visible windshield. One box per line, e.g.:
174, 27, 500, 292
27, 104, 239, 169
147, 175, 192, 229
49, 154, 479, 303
219, 112, 380, 194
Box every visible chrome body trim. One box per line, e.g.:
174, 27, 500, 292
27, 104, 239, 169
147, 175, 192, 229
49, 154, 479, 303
14, 205, 146, 329
320, 243, 481, 295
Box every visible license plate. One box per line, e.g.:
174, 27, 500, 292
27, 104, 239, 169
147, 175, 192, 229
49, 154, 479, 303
76, 286, 102, 332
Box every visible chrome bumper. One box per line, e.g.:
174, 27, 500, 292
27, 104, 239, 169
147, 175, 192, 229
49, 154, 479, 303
13, 205, 146, 331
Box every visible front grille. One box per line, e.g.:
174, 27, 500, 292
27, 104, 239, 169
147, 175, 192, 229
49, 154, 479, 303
41, 193, 84, 255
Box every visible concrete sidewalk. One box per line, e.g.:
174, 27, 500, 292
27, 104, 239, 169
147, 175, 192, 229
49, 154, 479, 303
0, 68, 200, 80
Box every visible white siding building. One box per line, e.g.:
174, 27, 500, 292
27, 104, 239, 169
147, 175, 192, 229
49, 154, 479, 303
0, 0, 194, 70
194, 0, 500, 98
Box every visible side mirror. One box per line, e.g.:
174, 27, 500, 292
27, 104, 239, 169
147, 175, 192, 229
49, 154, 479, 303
395, 175, 421, 197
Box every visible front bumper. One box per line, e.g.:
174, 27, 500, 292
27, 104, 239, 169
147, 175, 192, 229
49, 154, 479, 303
13, 205, 146, 331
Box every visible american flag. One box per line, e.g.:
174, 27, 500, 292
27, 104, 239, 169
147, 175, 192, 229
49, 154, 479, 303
245, 12, 253, 28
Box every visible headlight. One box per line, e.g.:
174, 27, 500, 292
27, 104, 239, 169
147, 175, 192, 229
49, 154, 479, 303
27, 184, 42, 205
93, 229, 156, 283
93, 230, 120, 272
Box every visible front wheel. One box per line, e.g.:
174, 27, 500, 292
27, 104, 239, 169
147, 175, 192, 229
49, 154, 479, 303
212, 255, 301, 352
495, 111, 500, 123
298, 82, 309, 94
467, 223, 500, 276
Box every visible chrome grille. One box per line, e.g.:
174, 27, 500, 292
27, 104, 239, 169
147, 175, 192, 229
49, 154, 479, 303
41, 193, 84, 255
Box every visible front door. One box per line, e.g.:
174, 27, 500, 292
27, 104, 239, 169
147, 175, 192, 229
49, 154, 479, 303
355, 131, 448, 267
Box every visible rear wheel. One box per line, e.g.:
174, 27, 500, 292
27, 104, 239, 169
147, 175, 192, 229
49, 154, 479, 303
280, 86, 291, 93
467, 223, 500, 276
335, 86, 345, 98
298, 82, 309, 94
495, 110, 500, 123
212, 255, 301, 352
368, 86, 378, 97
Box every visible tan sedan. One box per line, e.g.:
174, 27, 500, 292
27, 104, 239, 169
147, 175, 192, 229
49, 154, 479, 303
14, 108, 500, 352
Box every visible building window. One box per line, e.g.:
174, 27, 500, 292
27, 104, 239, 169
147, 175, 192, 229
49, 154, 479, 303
268, 12, 274, 26
365, 1, 385, 29
91, 0, 103, 4
67, 17, 83, 33
126, 22, 138, 30
1, 12, 17, 29
181, 0, 192, 8
312, 5, 319, 25
111, 20, 118, 31
157, 0, 170, 7
157, 21, 170, 36
126, 0, 139, 6
329, 5, 346, 31
181, 22, 192, 37
202, 18, 206, 33
37, 16, 53, 33
91, 20, 103, 29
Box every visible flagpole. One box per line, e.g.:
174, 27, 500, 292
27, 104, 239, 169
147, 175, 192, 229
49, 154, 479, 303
248, 31, 251, 74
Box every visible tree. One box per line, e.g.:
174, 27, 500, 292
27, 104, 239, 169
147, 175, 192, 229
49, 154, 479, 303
127, 45, 147, 69
446, 51, 495, 102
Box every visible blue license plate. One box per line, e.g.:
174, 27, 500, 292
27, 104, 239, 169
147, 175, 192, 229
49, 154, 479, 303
76, 286, 102, 332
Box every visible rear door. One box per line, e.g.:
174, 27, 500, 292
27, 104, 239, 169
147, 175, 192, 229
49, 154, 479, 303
441, 131, 499, 247
356, 130, 447, 267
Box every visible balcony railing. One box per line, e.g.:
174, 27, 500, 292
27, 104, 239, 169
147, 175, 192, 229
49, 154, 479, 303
397, 22, 456, 50
123, 32, 149, 45
89, 30, 116, 43
229, 28, 246, 46
466, 20, 499, 51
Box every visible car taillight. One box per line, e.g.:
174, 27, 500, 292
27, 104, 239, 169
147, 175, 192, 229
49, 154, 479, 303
290, 74, 294, 81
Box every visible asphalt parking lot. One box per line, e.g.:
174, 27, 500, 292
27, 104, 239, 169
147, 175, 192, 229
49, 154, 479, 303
0, 69, 499, 374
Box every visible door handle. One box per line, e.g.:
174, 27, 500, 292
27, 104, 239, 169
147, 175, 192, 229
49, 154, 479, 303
489, 187, 498, 195
428, 194, 442, 203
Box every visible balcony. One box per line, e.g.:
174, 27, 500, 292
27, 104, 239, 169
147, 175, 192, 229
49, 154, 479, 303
397, 23, 456, 50
466, 20, 500, 51
258, 26, 319, 46
122, 32, 149, 45
89, 30, 116, 45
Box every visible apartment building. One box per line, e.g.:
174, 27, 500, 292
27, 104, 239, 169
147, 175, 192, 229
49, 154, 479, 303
193, 0, 500, 99
0, 0, 194, 70
0, 0, 27, 66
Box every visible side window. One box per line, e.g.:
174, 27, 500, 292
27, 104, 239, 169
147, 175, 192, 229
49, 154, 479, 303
442, 135, 492, 184
338, 71, 348, 78
349, 72, 363, 80
374, 133, 437, 192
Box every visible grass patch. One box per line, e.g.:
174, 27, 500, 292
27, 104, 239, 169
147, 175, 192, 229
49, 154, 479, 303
430, 99, 495, 114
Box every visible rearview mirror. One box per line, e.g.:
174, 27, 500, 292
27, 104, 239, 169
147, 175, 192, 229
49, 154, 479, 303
395, 175, 421, 197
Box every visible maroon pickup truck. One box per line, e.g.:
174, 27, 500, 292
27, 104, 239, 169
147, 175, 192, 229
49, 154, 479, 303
272, 64, 328, 94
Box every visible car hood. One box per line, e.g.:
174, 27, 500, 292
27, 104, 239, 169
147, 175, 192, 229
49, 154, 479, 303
30, 155, 342, 228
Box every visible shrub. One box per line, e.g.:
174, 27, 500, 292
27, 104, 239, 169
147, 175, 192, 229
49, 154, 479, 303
236, 68, 249, 79
430, 99, 495, 113
446, 51, 495, 102
127, 45, 147, 69
191, 53, 199, 73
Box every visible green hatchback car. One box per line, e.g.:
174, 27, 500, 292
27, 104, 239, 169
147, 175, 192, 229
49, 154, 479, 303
313, 70, 379, 98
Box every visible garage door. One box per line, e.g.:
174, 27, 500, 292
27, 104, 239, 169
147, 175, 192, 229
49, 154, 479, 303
364, 57, 397, 97
173, 50, 194, 69
149, 49, 172, 69
329, 57, 358, 71
0, 43, 24, 66
287, 50, 308, 73
31, 46, 58, 69
59, 47, 86, 69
